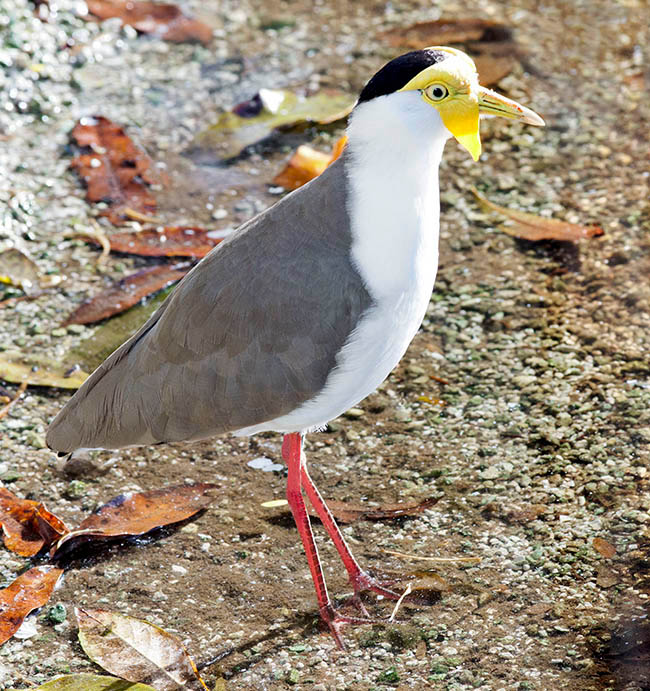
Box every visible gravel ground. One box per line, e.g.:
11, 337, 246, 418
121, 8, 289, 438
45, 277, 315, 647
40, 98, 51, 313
1, 0, 649, 689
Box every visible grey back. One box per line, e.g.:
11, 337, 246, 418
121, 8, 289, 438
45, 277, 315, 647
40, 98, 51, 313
46, 155, 373, 452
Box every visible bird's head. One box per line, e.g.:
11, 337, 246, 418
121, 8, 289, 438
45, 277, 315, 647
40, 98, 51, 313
356, 46, 544, 161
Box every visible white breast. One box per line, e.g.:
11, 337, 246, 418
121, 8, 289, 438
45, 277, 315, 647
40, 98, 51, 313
237, 92, 450, 435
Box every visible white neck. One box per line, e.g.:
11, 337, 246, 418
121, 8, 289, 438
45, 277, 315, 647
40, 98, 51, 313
345, 91, 450, 300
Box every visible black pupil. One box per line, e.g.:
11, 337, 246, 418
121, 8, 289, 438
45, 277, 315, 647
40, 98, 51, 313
433, 87, 444, 98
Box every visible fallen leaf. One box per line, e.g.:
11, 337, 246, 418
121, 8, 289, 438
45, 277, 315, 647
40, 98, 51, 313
593, 536, 617, 559
472, 188, 604, 241
85, 0, 212, 44
71, 115, 157, 225
8, 674, 156, 690
64, 286, 172, 373
272, 136, 347, 190
85, 226, 222, 258
309, 497, 438, 524
187, 89, 354, 160
379, 19, 516, 85
0, 488, 69, 557
0, 566, 63, 645
53, 484, 218, 556
0, 248, 41, 295
63, 263, 189, 326
0, 350, 89, 389
76, 607, 209, 690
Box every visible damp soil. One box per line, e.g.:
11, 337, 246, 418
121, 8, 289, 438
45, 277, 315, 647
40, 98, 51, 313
1, 0, 649, 689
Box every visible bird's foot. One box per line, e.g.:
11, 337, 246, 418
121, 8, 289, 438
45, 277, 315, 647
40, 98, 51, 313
319, 603, 375, 650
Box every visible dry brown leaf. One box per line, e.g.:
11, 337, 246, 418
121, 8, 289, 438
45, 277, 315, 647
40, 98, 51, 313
53, 483, 219, 556
309, 496, 438, 524
0, 566, 63, 645
379, 18, 516, 86
63, 263, 189, 326
85, 0, 212, 44
0, 488, 69, 557
85, 226, 222, 258
272, 136, 347, 190
472, 188, 604, 241
71, 115, 157, 225
76, 607, 209, 690
593, 536, 617, 559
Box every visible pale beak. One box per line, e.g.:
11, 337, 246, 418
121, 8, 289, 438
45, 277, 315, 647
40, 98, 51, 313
478, 86, 545, 127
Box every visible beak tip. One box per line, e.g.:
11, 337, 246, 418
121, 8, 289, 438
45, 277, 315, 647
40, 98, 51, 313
525, 111, 546, 127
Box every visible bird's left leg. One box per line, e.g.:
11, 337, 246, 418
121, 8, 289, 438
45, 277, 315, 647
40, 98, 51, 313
300, 459, 399, 609
283, 433, 371, 648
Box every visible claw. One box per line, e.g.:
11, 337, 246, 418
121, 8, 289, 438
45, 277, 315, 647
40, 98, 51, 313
319, 603, 375, 650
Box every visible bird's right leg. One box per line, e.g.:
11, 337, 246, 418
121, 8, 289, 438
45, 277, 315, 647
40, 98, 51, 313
283, 433, 371, 649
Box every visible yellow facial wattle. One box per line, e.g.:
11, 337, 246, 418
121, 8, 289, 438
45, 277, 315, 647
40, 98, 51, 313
397, 46, 544, 161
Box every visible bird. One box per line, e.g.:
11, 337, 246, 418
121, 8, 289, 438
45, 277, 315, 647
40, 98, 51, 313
47, 46, 544, 648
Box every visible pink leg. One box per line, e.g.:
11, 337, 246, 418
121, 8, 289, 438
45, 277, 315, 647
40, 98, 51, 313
283, 433, 370, 649
300, 463, 399, 605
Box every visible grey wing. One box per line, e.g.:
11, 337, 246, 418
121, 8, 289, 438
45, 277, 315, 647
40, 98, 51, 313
46, 155, 373, 452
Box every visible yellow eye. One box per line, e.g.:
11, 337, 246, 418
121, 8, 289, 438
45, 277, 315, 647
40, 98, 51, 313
425, 83, 449, 101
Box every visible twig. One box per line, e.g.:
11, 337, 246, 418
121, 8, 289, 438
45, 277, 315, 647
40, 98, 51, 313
429, 374, 450, 385
90, 219, 110, 265
123, 207, 165, 224
0, 293, 43, 309
0, 381, 28, 421
383, 549, 482, 564
389, 582, 412, 622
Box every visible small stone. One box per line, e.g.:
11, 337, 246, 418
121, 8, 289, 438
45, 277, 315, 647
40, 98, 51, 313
47, 603, 66, 624
51, 327, 67, 337
479, 466, 500, 480
343, 407, 365, 419
211, 208, 228, 220
66, 324, 85, 334
286, 668, 300, 685
24, 431, 46, 449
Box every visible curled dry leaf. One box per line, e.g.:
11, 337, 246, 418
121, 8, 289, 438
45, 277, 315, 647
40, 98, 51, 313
85, 226, 222, 258
0, 350, 89, 389
472, 188, 604, 241
0, 248, 42, 295
0, 488, 69, 557
188, 88, 355, 161
53, 483, 219, 556
86, 0, 213, 45
308, 496, 438, 525
71, 116, 157, 225
63, 263, 189, 326
379, 18, 517, 86
76, 607, 209, 691
0, 566, 63, 645
593, 536, 617, 559
8, 674, 156, 690
272, 136, 347, 190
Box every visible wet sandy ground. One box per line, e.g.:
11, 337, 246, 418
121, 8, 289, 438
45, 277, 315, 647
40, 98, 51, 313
1, 0, 649, 689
